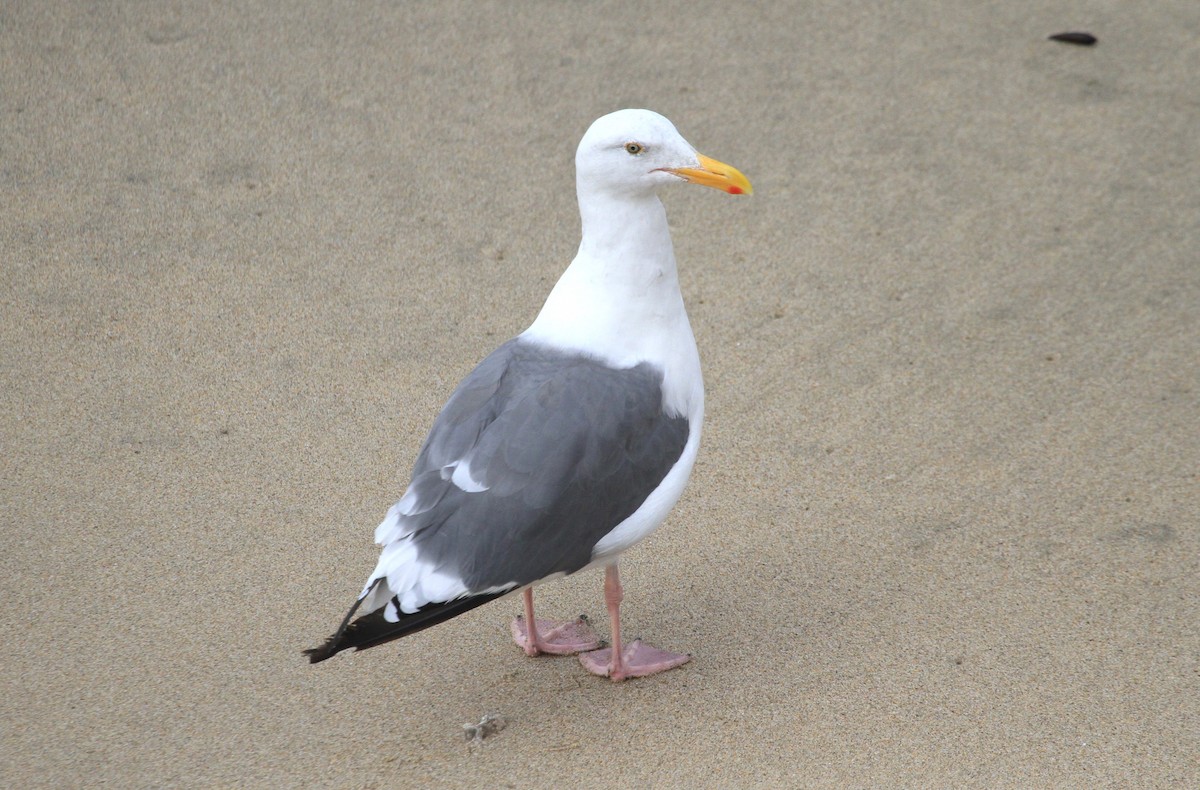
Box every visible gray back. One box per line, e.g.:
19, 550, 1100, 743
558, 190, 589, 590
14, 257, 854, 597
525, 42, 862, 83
402, 338, 690, 589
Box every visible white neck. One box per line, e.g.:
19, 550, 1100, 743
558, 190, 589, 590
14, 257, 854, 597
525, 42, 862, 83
520, 182, 704, 421
577, 187, 675, 271
523, 186, 690, 364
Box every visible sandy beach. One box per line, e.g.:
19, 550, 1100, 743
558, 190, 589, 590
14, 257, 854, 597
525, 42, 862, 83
2, 1, 1197, 786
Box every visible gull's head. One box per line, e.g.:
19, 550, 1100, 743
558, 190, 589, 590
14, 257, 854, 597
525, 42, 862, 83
575, 109, 752, 199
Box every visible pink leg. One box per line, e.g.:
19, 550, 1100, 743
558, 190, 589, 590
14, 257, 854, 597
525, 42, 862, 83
579, 564, 691, 681
510, 587, 601, 656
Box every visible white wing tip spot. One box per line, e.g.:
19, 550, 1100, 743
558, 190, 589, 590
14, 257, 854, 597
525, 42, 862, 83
449, 459, 489, 493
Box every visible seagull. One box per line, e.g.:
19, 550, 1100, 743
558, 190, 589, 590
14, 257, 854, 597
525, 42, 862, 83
304, 109, 751, 680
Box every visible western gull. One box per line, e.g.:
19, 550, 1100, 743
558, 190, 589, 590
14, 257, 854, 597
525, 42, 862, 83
304, 109, 751, 680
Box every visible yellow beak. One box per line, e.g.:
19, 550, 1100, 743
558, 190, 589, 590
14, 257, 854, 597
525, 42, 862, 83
663, 153, 753, 195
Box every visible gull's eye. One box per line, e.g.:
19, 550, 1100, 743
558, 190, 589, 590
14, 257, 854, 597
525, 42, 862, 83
624, 142, 644, 155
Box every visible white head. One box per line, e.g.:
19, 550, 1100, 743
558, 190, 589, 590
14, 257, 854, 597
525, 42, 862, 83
575, 109, 752, 199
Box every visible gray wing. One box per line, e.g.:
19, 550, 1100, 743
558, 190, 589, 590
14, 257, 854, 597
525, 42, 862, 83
398, 338, 690, 590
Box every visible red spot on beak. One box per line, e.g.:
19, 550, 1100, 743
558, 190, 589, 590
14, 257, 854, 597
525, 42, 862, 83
728, 186, 744, 195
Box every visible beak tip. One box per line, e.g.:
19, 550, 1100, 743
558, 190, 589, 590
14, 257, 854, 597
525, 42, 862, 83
669, 153, 753, 195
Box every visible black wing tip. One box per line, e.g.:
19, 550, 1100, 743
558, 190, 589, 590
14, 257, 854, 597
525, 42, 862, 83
302, 640, 341, 664
302, 579, 381, 665
302, 588, 513, 665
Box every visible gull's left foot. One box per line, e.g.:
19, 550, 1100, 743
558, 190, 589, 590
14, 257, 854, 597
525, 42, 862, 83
579, 639, 690, 680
